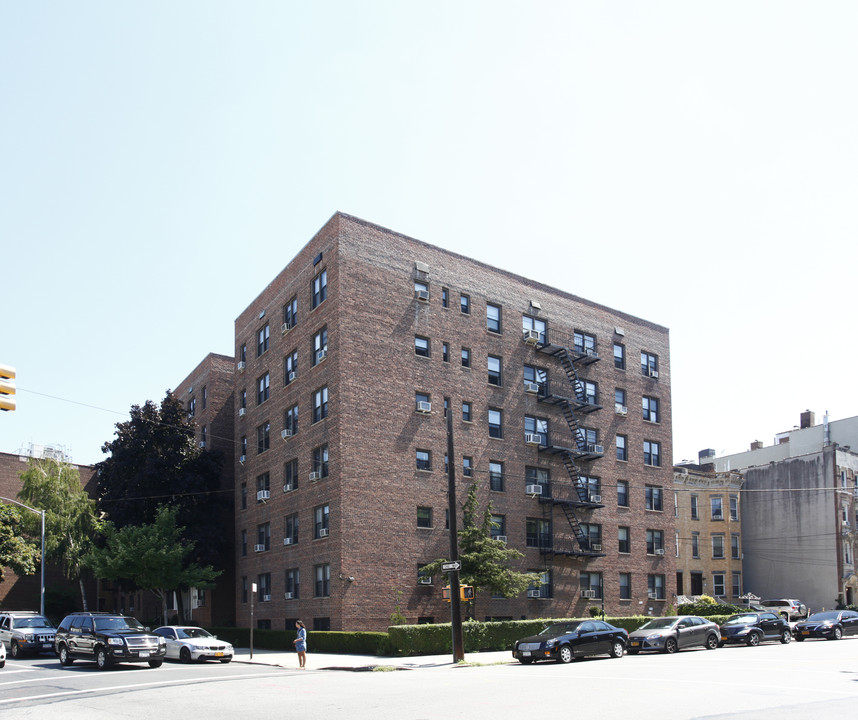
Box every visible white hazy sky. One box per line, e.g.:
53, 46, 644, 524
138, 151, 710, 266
2, 1, 856, 467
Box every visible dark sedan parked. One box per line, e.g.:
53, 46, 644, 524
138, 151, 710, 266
627, 616, 720, 654
793, 610, 858, 641
513, 620, 628, 664
719, 612, 792, 647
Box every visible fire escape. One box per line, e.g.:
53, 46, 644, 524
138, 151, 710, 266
524, 327, 606, 560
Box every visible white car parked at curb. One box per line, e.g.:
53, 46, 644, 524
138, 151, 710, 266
152, 626, 233, 663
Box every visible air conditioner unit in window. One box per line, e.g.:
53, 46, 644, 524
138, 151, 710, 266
494, 535, 507, 543
254, 544, 266, 553
527, 590, 542, 598
199, 441, 206, 448
655, 548, 666, 556
585, 349, 598, 359
588, 444, 604, 454
712, 512, 723, 520
418, 577, 432, 585
256, 490, 270, 501
648, 592, 659, 599
318, 528, 329, 537
615, 404, 628, 416
239, 455, 246, 464
525, 433, 543, 446
525, 484, 543, 496
288, 371, 296, 382
415, 289, 430, 302
283, 537, 293, 546
282, 428, 294, 440
581, 590, 596, 599
281, 322, 293, 334
649, 369, 659, 379
590, 495, 602, 503
523, 329, 540, 344
416, 401, 432, 413
590, 544, 602, 551
284, 592, 294, 599
524, 381, 540, 394
262, 594, 271, 602
283, 483, 294, 493
309, 471, 321, 481
239, 407, 246, 417
316, 348, 327, 363
237, 361, 246, 371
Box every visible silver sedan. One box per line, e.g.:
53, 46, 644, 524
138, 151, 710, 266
152, 626, 233, 663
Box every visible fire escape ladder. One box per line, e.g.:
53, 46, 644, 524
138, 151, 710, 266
557, 349, 587, 404
558, 502, 589, 550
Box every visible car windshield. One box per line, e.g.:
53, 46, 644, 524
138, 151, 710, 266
13, 617, 53, 629
724, 614, 758, 626
637, 618, 677, 630
176, 627, 212, 639
807, 612, 840, 622
94, 617, 145, 632
540, 622, 581, 636
760, 601, 785, 607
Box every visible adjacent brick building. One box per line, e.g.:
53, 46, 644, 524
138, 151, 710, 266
230, 213, 675, 631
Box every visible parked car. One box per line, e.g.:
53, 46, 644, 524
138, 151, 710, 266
719, 612, 792, 646
0, 611, 56, 658
627, 616, 720, 654
759, 599, 808, 620
512, 620, 628, 664
54, 611, 167, 669
0, 639, 5, 668
152, 626, 233, 663
793, 610, 858, 641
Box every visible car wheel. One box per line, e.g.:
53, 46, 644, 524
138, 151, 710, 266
664, 638, 678, 654
830, 627, 843, 641
180, 646, 192, 664
780, 630, 791, 644
627, 647, 639, 655
0, 659, 4, 669
219, 657, 232, 663
609, 641, 624, 658
558, 645, 574, 663
96, 648, 109, 670
518, 657, 534, 665
148, 658, 163, 668
746, 633, 760, 647
705, 634, 718, 650
58, 644, 74, 666
795, 635, 805, 641
10, 641, 20, 659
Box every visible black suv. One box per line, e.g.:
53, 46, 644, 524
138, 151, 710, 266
54, 612, 166, 669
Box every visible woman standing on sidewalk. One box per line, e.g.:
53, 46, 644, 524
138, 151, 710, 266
293, 620, 307, 668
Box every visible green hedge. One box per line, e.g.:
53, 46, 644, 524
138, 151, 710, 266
208, 627, 388, 655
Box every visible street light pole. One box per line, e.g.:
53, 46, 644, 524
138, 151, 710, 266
0, 496, 46, 616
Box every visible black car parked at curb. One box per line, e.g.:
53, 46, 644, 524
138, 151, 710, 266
54, 612, 167, 670
513, 620, 628, 664
793, 610, 858, 641
719, 612, 792, 647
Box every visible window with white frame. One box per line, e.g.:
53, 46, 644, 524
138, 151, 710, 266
314, 564, 330, 597
284, 350, 297, 385
257, 324, 270, 357
314, 504, 330, 539
486, 303, 501, 333
642, 396, 659, 423
712, 572, 725, 598
285, 568, 299, 599
313, 386, 329, 423
313, 327, 328, 365
312, 269, 327, 309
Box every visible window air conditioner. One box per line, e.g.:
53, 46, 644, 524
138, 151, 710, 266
254, 544, 266, 553
655, 548, 665, 556
527, 590, 542, 598
309, 471, 321, 481
418, 577, 432, 585
239, 407, 246, 417
494, 535, 508, 543
650, 369, 659, 379
615, 404, 628, 416
316, 348, 327, 363
288, 371, 296, 382
590, 544, 602, 551
262, 594, 271, 602
257, 490, 270, 501
524, 381, 539, 394
416, 401, 432, 413
523, 329, 540, 344
585, 349, 598, 359
282, 429, 294, 440
525, 433, 543, 446
712, 512, 723, 520
415, 289, 430, 302
525, 484, 543, 496
283, 483, 294, 493
239, 455, 246, 464
581, 590, 596, 599
237, 361, 246, 371
284, 592, 293, 599
199, 441, 206, 448
588, 444, 604, 454
590, 495, 602, 503
318, 528, 329, 537
283, 537, 293, 546
281, 322, 293, 334
648, 592, 658, 599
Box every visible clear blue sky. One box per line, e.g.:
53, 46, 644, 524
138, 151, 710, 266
2, 1, 857, 467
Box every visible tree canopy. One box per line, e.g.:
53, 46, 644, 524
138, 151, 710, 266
0, 504, 40, 581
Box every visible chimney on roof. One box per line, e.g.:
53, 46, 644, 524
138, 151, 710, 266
800, 410, 815, 429
698, 448, 716, 471
750, 440, 763, 451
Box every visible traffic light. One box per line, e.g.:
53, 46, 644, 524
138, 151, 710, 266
443, 586, 474, 602
0, 364, 15, 412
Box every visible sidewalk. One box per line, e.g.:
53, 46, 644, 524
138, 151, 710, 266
232, 647, 513, 671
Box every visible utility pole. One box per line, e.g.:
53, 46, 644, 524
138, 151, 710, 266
446, 402, 465, 662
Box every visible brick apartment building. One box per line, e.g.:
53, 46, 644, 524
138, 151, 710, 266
228, 212, 674, 632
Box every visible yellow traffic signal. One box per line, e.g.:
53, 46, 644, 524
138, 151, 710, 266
0, 364, 15, 412
443, 586, 474, 602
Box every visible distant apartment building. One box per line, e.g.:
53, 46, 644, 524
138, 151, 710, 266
227, 212, 674, 631
714, 411, 858, 611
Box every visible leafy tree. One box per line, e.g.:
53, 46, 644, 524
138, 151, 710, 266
421, 483, 541, 619
86, 505, 220, 625
0, 504, 39, 580
18, 458, 101, 610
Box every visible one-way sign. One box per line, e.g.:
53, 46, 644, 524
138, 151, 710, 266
441, 561, 461, 572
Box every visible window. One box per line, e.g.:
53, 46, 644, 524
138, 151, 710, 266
712, 572, 725, 598
488, 408, 503, 438
417, 507, 432, 528
284, 513, 299, 545
731, 533, 740, 559
529, 570, 552, 599
312, 269, 327, 309
526, 467, 550, 495
201, 387, 207, 409
617, 480, 629, 507
188, 397, 196, 418
284, 404, 298, 436
732, 571, 741, 598
619, 572, 631, 600
414, 280, 429, 299
416, 449, 432, 471
614, 388, 626, 413
241, 529, 247, 556
489, 461, 504, 492
314, 504, 330, 539
256, 472, 270, 501
618, 526, 630, 554
257, 422, 270, 454
525, 416, 548, 444
486, 303, 501, 333
526, 517, 551, 549
674, 491, 679, 518
283, 458, 298, 492
313, 386, 329, 423
257, 324, 270, 357
576, 474, 600, 501
313, 327, 328, 365
417, 564, 432, 585
642, 396, 659, 423
579, 380, 597, 406
487, 355, 502, 386
257, 572, 271, 600
646, 529, 664, 555
442, 343, 449, 362
676, 531, 680, 557
241, 577, 248, 604
461, 347, 470, 368
691, 532, 700, 558
490, 514, 506, 539
239, 344, 247, 364
256, 522, 270, 552
581, 523, 602, 550
690, 495, 699, 520
712, 534, 725, 559
314, 564, 330, 597
285, 568, 300, 599
313, 618, 331, 631
616, 435, 627, 461
240, 482, 247, 510
414, 336, 430, 358
573, 331, 596, 355
729, 495, 739, 521
441, 287, 449, 308
644, 440, 661, 467
283, 296, 297, 330
257, 373, 270, 405
647, 574, 665, 600
201, 425, 207, 447
460, 293, 470, 314
462, 402, 472, 422
313, 445, 329, 478
641, 351, 658, 377
645, 485, 663, 511
524, 365, 547, 394
284, 350, 297, 385
580, 572, 602, 599
240, 389, 247, 412
463, 456, 473, 477
711, 496, 724, 520
522, 315, 546, 343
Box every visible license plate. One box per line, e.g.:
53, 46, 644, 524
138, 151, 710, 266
215, 652, 224, 657
802, 631, 810, 636
522, 651, 531, 656
720, 636, 727, 641
42, 643, 52, 649
631, 641, 640, 647
138, 651, 149, 658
